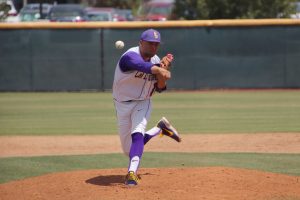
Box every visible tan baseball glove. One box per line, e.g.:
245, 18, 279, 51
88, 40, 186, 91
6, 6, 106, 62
160, 53, 174, 70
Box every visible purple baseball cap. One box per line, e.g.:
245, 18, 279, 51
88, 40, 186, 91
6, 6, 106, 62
140, 29, 161, 43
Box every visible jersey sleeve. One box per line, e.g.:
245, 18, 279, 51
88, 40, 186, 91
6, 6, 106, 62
119, 51, 155, 74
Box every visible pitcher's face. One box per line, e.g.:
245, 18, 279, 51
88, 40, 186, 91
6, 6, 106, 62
140, 40, 160, 58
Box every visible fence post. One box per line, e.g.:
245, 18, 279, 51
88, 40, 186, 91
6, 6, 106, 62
100, 28, 104, 91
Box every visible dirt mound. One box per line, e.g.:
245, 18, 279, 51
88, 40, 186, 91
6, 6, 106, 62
1, 167, 300, 200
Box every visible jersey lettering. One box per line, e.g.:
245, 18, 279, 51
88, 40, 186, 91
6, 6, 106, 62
135, 72, 157, 81
135, 71, 144, 78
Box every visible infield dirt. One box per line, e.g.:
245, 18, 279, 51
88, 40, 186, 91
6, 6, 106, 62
1, 133, 300, 157
1, 133, 300, 200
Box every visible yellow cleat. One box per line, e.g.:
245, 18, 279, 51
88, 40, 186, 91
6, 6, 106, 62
157, 117, 181, 142
125, 171, 139, 186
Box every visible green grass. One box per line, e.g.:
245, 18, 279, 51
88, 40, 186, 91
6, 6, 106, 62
0, 92, 115, 135
0, 91, 300, 135
0, 152, 300, 184
1, 91, 299, 185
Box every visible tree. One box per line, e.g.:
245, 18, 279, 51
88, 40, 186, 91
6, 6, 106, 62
173, 0, 297, 20
0, 2, 11, 21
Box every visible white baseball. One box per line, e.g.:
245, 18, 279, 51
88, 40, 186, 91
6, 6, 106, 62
115, 40, 125, 49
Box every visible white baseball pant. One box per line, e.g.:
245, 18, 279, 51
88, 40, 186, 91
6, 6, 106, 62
114, 99, 152, 156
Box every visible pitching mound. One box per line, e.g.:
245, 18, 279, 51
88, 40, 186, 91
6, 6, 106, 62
1, 167, 300, 200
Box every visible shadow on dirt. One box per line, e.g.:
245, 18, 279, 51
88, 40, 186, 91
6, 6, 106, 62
86, 172, 156, 186
86, 175, 125, 186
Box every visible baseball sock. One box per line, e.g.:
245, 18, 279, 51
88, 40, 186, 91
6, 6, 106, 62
128, 132, 144, 173
144, 126, 161, 144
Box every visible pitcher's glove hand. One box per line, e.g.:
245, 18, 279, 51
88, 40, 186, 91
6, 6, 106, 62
160, 53, 174, 70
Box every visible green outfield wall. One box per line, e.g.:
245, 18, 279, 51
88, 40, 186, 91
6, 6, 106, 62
0, 20, 300, 91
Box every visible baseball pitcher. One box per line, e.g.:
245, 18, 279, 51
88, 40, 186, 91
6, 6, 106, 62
113, 29, 181, 186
